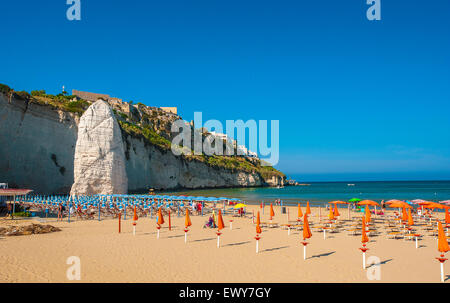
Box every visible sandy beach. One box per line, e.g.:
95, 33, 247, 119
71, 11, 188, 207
0, 205, 447, 283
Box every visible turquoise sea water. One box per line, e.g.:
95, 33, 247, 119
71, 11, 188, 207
163, 181, 450, 207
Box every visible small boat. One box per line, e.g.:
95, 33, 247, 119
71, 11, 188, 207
347, 184, 355, 186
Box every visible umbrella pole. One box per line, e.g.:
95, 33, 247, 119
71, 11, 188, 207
133, 223, 136, 236
157, 228, 160, 239
256, 239, 259, 253
363, 252, 366, 269
323, 229, 326, 240
441, 262, 445, 283
118, 213, 121, 233
217, 235, 220, 248
303, 245, 307, 260
415, 236, 418, 249
288, 226, 290, 236
185, 231, 187, 244
230, 221, 233, 230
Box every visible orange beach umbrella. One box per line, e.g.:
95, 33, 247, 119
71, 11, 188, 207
425, 202, 448, 210
157, 207, 164, 225
407, 208, 414, 226
362, 217, 369, 244
301, 213, 312, 260
133, 206, 138, 221
256, 212, 262, 234
306, 202, 311, 215
328, 207, 335, 220
256, 211, 261, 226
446, 209, 450, 225
185, 209, 192, 228
303, 214, 312, 240
217, 209, 225, 231
402, 207, 408, 222
298, 204, 303, 219
438, 221, 450, 253
388, 201, 412, 209
333, 203, 340, 217
365, 205, 371, 223
330, 201, 348, 204
358, 200, 380, 207
269, 203, 275, 219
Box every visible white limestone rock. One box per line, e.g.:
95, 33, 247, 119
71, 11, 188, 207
70, 100, 128, 195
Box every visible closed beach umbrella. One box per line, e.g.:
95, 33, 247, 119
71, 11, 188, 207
256, 217, 262, 234
184, 209, 191, 244
185, 209, 192, 228
156, 207, 164, 239
217, 209, 225, 231
270, 203, 275, 220
328, 207, 335, 220
132, 206, 138, 236
306, 201, 311, 215
216, 210, 225, 248
360, 216, 369, 269
401, 207, 408, 221
301, 213, 312, 260
436, 221, 450, 282
365, 205, 371, 223
362, 217, 369, 244
333, 203, 340, 217
408, 208, 414, 226
255, 211, 262, 253
133, 206, 138, 221
256, 211, 261, 226
303, 214, 312, 239
157, 207, 164, 225
297, 203, 303, 221
438, 221, 449, 253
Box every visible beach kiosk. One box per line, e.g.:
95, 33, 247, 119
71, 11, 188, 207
0, 188, 33, 219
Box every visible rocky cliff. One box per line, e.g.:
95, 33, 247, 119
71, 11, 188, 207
0, 84, 285, 194
71, 100, 128, 195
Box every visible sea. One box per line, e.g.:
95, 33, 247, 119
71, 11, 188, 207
162, 181, 450, 207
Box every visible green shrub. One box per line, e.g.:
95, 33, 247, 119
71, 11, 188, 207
0, 83, 11, 95
14, 91, 31, 100
31, 90, 46, 97
65, 99, 90, 114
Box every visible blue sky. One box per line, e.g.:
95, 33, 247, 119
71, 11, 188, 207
1, 0, 449, 181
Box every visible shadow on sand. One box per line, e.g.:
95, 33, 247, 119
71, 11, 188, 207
310, 251, 336, 259
192, 237, 216, 242
262, 246, 289, 253
223, 241, 250, 247
367, 258, 393, 268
